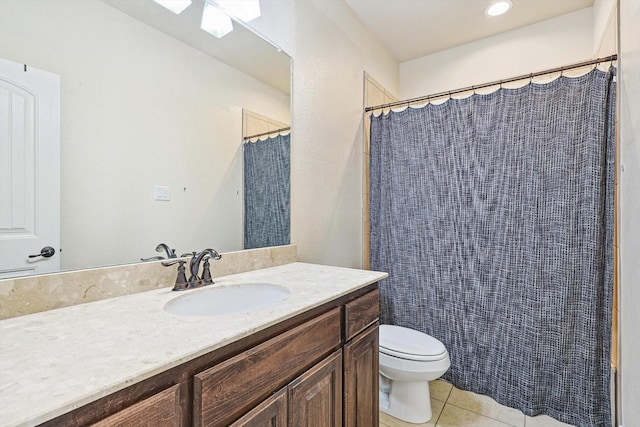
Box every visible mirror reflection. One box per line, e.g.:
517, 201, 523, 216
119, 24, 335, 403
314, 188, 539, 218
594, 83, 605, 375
0, 0, 291, 278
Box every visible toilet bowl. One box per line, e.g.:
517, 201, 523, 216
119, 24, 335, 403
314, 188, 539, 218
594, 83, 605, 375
379, 324, 450, 424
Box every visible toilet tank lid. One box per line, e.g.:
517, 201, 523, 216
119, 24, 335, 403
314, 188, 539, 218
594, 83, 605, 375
379, 324, 447, 357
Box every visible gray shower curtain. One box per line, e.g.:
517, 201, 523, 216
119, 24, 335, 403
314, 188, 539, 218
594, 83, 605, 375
370, 68, 615, 426
243, 133, 290, 249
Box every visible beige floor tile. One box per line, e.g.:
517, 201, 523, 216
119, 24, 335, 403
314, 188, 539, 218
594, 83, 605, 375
446, 388, 525, 427
525, 414, 575, 427
430, 379, 454, 402
379, 399, 445, 427
436, 403, 516, 427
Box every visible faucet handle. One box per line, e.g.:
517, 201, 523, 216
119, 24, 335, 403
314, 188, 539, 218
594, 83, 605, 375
201, 258, 214, 285
163, 259, 189, 291
141, 255, 165, 262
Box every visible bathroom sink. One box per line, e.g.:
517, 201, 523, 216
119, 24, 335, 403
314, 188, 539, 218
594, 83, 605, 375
163, 283, 290, 316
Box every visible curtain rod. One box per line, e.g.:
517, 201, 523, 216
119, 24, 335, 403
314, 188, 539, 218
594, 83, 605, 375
243, 126, 291, 141
365, 54, 617, 113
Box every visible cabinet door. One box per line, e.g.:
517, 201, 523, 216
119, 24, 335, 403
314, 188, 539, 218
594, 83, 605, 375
229, 387, 287, 427
344, 324, 379, 427
90, 384, 181, 427
288, 350, 342, 427
194, 308, 341, 426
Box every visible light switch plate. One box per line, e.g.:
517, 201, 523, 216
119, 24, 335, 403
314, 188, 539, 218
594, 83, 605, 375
154, 185, 170, 201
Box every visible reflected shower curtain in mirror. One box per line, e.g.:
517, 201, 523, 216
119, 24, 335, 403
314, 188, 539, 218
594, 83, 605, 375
370, 68, 615, 426
244, 133, 290, 249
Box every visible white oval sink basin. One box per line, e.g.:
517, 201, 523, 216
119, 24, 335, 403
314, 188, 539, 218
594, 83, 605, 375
163, 283, 290, 316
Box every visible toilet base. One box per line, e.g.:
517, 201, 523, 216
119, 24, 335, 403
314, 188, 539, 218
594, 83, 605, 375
379, 375, 432, 424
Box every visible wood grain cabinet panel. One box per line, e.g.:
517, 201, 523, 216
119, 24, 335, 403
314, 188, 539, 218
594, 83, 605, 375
288, 351, 343, 427
229, 387, 288, 427
194, 307, 341, 426
90, 384, 181, 427
344, 289, 379, 340
40, 284, 382, 427
344, 324, 379, 427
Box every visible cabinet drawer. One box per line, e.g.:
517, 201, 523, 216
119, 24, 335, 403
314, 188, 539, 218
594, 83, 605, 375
91, 384, 181, 427
345, 289, 379, 340
194, 307, 341, 426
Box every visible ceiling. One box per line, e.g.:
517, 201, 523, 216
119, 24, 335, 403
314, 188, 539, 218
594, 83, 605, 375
345, 0, 594, 62
100, 0, 291, 93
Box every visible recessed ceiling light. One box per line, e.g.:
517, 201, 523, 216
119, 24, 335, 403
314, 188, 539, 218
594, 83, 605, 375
486, 0, 513, 17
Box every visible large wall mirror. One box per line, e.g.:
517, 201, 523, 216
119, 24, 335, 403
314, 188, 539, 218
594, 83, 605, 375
0, 0, 291, 278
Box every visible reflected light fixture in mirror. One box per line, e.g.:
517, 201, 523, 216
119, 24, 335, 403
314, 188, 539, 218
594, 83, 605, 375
154, 0, 261, 39
201, 1, 234, 37
153, 0, 192, 14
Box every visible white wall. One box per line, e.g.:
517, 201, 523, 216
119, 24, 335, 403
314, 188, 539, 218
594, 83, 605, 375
0, 0, 290, 269
247, 0, 398, 268
399, 8, 594, 99
618, 0, 640, 425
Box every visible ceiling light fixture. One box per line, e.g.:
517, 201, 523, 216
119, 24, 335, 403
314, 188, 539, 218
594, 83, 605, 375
486, 0, 513, 17
153, 0, 192, 14
201, 1, 234, 38
215, 0, 261, 23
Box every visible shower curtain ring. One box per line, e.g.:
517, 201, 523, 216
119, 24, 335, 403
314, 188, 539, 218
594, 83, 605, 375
560, 67, 564, 77
472, 85, 476, 95
529, 73, 533, 84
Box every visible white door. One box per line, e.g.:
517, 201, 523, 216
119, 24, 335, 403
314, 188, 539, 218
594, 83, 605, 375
0, 58, 60, 279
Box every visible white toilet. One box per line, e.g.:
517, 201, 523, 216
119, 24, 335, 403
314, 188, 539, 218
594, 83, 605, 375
379, 324, 451, 424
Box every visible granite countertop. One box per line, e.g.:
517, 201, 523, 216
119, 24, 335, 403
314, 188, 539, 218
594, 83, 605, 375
0, 262, 387, 427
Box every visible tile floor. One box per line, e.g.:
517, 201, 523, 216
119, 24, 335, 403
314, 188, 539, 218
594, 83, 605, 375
379, 380, 575, 427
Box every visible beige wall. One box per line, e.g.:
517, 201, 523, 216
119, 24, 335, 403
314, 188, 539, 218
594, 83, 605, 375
243, 109, 289, 141
0, 0, 290, 269
362, 74, 397, 270
247, 0, 399, 268
618, 0, 640, 425
399, 8, 594, 99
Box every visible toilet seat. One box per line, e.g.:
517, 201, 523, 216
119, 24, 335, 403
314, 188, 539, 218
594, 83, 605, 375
380, 325, 448, 362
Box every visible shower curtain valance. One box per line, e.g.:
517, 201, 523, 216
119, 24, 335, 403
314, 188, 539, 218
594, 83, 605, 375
366, 54, 616, 114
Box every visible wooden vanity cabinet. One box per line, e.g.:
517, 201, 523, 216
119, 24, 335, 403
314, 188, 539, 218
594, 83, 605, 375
344, 324, 379, 427
344, 289, 380, 427
90, 384, 182, 427
41, 285, 380, 427
193, 308, 342, 426
227, 350, 343, 427
228, 387, 288, 427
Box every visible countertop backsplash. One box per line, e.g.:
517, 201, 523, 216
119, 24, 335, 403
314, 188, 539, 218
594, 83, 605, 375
0, 245, 297, 320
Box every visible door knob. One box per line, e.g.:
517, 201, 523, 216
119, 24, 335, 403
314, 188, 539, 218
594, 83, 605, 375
29, 246, 56, 258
